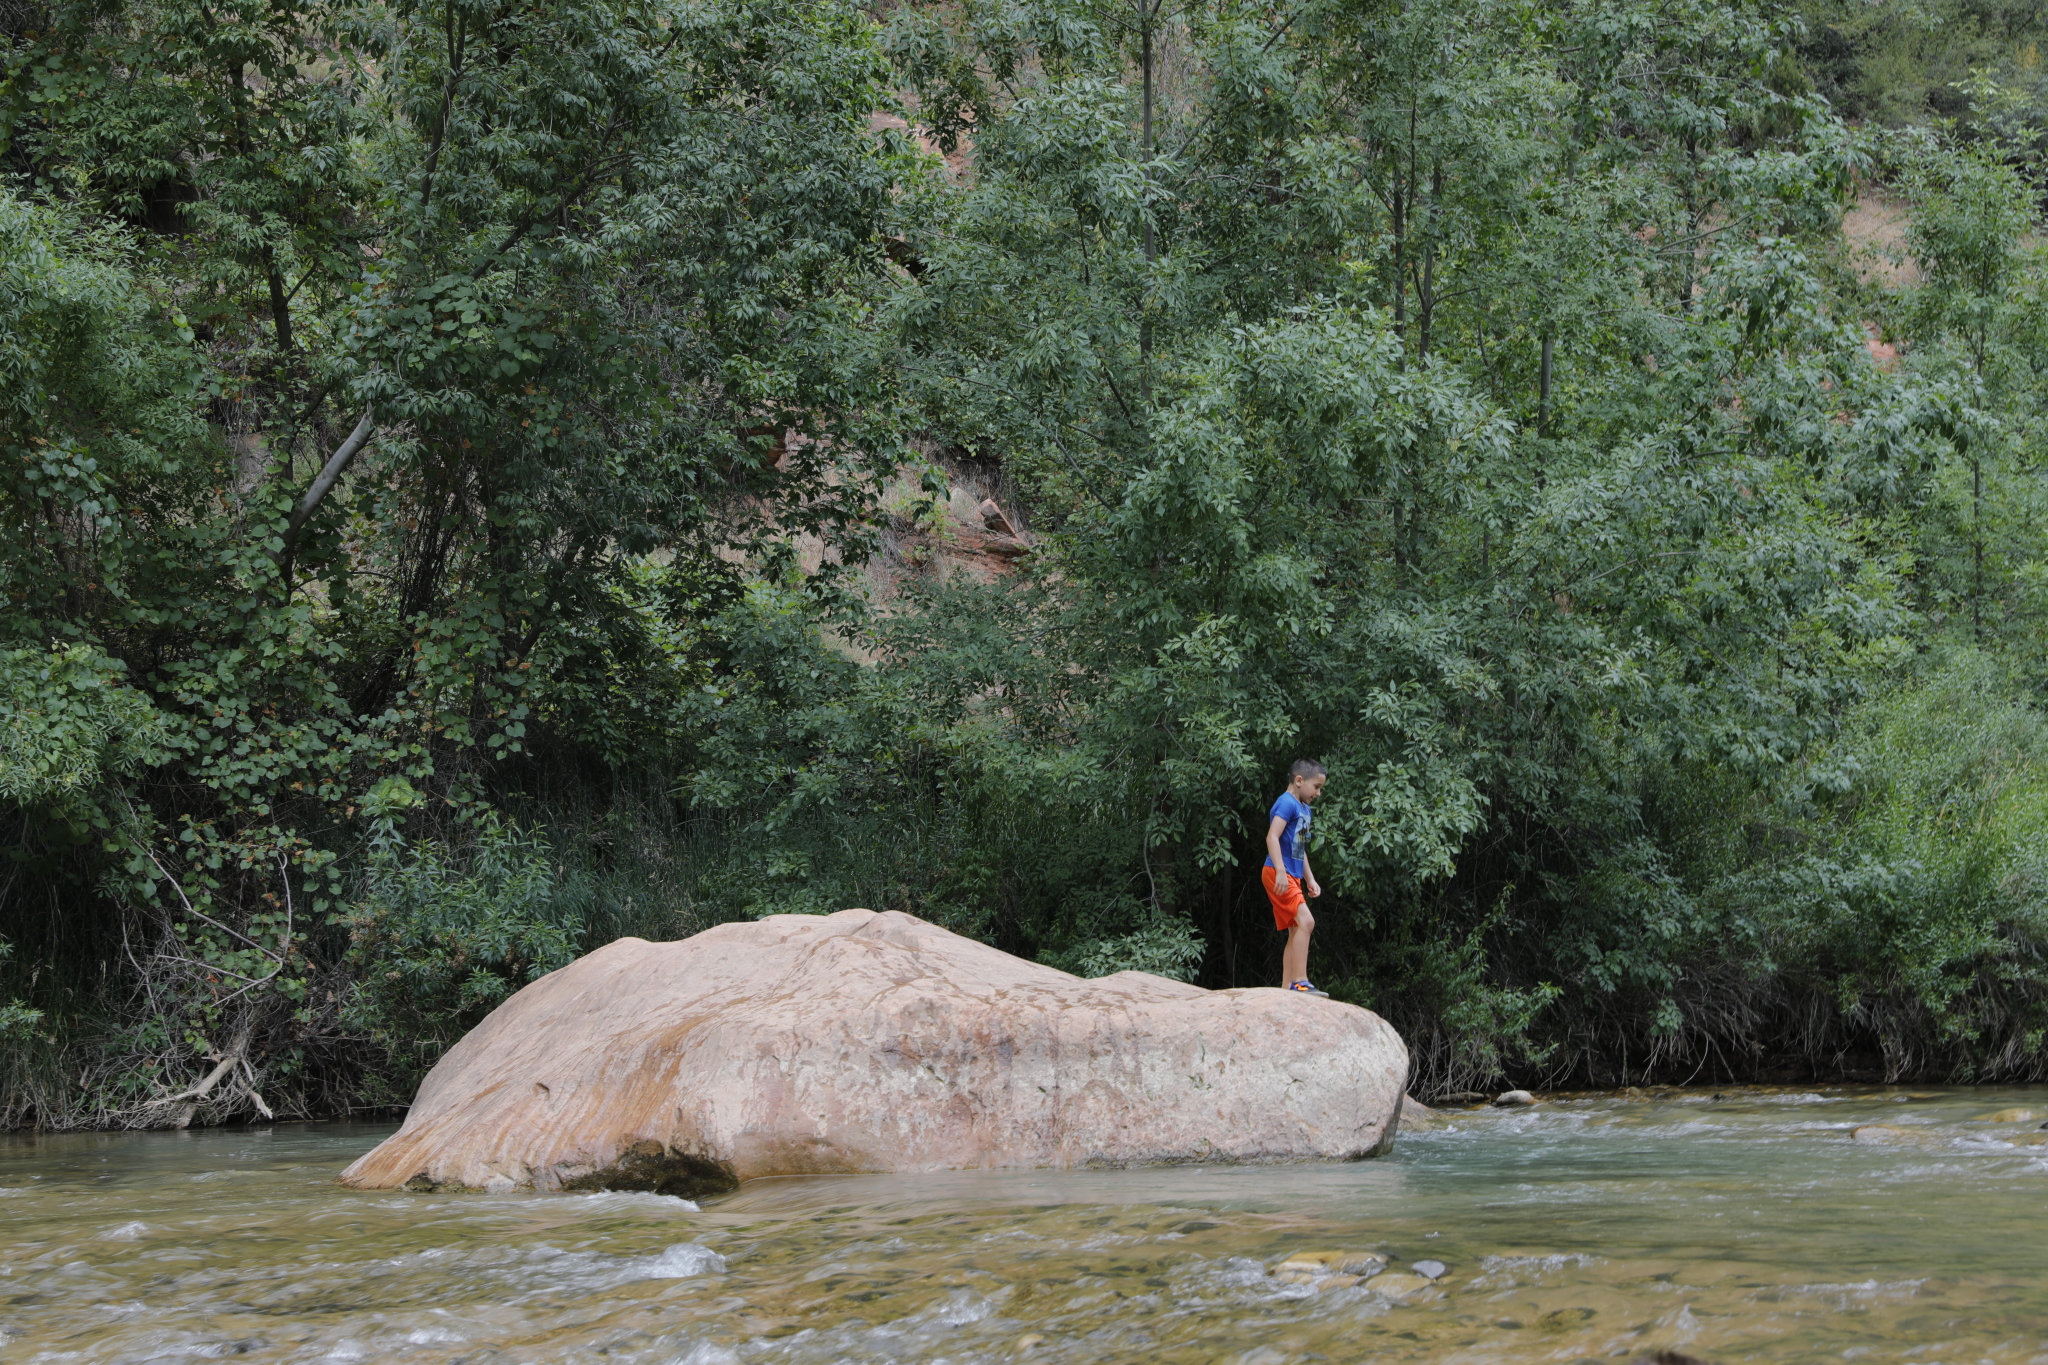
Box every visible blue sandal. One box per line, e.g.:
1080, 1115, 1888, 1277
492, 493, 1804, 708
1288, 980, 1330, 997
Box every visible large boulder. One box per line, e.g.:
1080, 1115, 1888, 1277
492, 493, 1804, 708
339, 908, 1409, 1196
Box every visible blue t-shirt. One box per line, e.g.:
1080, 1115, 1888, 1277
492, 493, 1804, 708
1266, 791, 1312, 877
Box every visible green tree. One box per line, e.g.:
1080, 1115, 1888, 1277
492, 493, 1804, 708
0, 0, 908, 1122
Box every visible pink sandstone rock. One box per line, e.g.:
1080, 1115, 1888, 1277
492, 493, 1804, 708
339, 908, 1410, 1196
976, 497, 1016, 535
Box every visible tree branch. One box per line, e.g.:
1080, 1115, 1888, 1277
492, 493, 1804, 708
285, 408, 377, 545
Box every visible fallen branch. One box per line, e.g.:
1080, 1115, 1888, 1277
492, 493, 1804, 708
113, 855, 298, 1128
131, 1024, 252, 1129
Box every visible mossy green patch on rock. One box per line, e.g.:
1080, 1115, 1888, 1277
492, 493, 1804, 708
558, 1141, 738, 1200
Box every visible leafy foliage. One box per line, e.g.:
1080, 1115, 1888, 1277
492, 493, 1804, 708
0, 0, 910, 1123
340, 811, 580, 1091
0, 643, 167, 809
7, 0, 2048, 1122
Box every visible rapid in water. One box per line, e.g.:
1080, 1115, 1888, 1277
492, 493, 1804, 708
5, 1087, 2046, 1363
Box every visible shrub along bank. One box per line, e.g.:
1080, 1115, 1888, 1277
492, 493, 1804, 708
5, 0, 2048, 1124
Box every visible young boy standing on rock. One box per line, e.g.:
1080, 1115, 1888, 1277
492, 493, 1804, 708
1263, 759, 1327, 995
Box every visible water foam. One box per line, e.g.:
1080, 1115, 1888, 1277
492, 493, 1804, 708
668, 1344, 740, 1365
628, 1242, 727, 1281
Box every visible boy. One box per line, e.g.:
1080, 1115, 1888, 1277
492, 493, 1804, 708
1263, 759, 1327, 995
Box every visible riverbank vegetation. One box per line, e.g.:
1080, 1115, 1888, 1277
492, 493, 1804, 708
5, 0, 2048, 1124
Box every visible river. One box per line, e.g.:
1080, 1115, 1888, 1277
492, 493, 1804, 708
4, 1086, 2046, 1363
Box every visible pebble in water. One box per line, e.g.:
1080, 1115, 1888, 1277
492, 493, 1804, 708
1494, 1090, 1537, 1107
1411, 1259, 1448, 1280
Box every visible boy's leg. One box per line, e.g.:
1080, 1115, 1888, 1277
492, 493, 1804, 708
1280, 906, 1315, 987
1264, 867, 1319, 987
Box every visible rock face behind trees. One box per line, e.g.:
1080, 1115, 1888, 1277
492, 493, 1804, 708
339, 909, 1410, 1196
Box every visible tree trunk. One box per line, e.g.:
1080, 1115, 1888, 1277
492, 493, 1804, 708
1973, 450, 1984, 640
1139, 0, 1157, 402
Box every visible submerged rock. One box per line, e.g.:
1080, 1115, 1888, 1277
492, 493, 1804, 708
1411, 1259, 1448, 1279
1493, 1090, 1537, 1107
340, 909, 1409, 1195
1363, 1271, 1437, 1302
1851, 1124, 1910, 1142
1396, 1095, 1442, 1131
1976, 1107, 2042, 1123
1272, 1250, 1387, 1284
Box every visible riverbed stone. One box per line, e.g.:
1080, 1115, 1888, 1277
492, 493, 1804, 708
1851, 1124, 1910, 1142
339, 909, 1410, 1194
1494, 1089, 1537, 1107
1976, 1107, 2041, 1123
1363, 1272, 1437, 1302
1273, 1251, 1387, 1282
1411, 1259, 1448, 1279
1397, 1095, 1441, 1131
1272, 1269, 1365, 1292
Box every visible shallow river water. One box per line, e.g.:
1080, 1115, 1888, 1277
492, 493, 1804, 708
6, 1087, 2048, 1364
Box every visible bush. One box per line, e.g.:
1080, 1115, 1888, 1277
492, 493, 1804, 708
1578, 652, 2048, 1084
340, 809, 583, 1089
1754, 653, 2048, 1076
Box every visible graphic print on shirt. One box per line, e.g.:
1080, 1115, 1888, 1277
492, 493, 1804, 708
1268, 791, 1312, 877
1288, 800, 1312, 867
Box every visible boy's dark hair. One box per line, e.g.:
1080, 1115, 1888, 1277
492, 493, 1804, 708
1289, 759, 1326, 780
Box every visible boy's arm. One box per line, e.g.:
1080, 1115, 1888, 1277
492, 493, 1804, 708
1265, 815, 1290, 882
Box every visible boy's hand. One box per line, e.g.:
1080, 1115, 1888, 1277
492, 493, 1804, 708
1305, 875, 1321, 898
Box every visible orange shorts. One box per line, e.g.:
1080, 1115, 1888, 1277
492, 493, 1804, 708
1263, 865, 1307, 931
